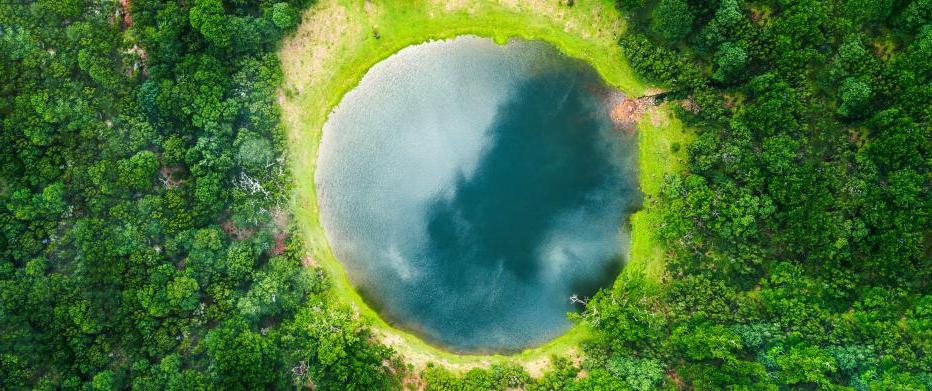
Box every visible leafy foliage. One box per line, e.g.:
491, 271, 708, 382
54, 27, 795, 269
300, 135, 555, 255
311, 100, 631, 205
1, 0, 928, 389
0, 0, 400, 389
651, 0, 695, 42
570, 0, 931, 388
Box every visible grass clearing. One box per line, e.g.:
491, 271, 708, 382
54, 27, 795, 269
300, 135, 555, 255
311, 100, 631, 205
279, 0, 688, 375
626, 106, 694, 283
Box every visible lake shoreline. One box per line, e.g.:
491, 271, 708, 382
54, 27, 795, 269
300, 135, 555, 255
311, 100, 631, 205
278, 0, 690, 377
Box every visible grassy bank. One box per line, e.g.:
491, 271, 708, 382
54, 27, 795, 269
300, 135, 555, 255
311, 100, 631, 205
627, 106, 694, 283
278, 0, 687, 374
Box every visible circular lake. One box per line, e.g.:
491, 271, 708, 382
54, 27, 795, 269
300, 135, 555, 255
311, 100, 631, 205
316, 36, 640, 353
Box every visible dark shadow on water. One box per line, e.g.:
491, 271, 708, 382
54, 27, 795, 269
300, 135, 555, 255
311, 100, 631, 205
408, 69, 642, 352
425, 71, 620, 281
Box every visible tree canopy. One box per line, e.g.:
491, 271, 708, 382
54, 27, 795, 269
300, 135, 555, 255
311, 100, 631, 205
0, 0, 928, 390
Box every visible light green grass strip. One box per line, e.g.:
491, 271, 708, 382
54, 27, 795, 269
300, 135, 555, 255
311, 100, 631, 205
626, 106, 694, 283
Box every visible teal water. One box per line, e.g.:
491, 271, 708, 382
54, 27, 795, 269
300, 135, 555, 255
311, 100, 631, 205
316, 36, 640, 353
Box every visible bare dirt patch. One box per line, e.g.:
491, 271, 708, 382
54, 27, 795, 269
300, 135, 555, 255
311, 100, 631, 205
607, 92, 658, 132
301, 255, 317, 268
679, 94, 700, 114
271, 209, 290, 255
119, 0, 133, 28
158, 166, 185, 189
221, 219, 257, 241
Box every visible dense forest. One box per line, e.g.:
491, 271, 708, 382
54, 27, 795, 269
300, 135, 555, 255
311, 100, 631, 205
0, 0, 401, 389
0, 0, 929, 390
581, 0, 930, 388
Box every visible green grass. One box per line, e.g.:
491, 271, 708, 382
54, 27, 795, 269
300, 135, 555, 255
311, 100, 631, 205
279, 0, 688, 373
626, 106, 694, 283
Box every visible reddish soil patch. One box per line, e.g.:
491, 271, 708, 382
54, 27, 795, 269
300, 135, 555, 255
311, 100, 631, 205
120, 0, 133, 28
119, 0, 149, 77
221, 219, 257, 241
272, 235, 287, 255
271, 209, 290, 256
608, 92, 657, 133
667, 369, 685, 389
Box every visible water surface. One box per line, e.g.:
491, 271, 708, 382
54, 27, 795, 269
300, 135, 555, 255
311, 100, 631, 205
317, 36, 640, 353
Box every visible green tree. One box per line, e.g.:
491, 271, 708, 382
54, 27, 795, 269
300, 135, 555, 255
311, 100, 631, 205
769, 344, 838, 387
234, 130, 274, 173
671, 322, 742, 361
838, 77, 873, 117
280, 303, 399, 390
206, 318, 281, 388
167, 276, 200, 311
652, 0, 695, 42
271, 3, 298, 30
713, 42, 748, 82
606, 355, 665, 390
715, 0, 743, 26
91, 369, 115, 391
189, 0, 233, 48
119, 150, 159, 192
